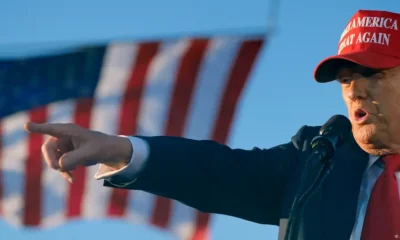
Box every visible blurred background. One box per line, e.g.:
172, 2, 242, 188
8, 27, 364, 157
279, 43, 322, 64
1, 0, 399, 239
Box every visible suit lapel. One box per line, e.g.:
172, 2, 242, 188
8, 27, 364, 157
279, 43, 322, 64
321, 135, 368, 239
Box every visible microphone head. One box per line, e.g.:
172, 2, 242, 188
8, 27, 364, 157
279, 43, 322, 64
319, 114, 352, 147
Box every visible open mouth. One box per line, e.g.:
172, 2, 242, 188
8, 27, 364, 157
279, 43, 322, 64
354, 108, 369, 123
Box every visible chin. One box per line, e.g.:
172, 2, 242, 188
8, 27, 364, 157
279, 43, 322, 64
353, 124, 378, 143
353, 123, 390, 154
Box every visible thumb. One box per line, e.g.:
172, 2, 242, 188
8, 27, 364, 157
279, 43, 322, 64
59, 144, 97, 171
24, 122, 72, 137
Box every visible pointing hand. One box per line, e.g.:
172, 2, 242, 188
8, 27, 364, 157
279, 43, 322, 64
24, 122, 132, 183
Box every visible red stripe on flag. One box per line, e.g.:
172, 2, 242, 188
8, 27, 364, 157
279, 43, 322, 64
191, 38, 264, 239
164, 39, 209, 137
23, 107, 47, 226
67, 98, 94, 218
191, 212, 210, 240
212, 39, 264, 143
107, 42, 160, 216
151, 39, 209, 229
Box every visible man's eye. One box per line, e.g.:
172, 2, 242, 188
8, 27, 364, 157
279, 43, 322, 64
370, 72, 385, 80
339, 78, 351, 84
362, 68, 383, 78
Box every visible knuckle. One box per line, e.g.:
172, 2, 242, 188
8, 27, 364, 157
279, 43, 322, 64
59, 160, 67, 171
59, 153, 75, 171
41, 143, 47, 153
60, 153, 70, 164
41, 138, 52, 153
41, 142, 51, 154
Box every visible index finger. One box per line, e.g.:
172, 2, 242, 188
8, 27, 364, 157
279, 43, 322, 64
24, 122, 72, 137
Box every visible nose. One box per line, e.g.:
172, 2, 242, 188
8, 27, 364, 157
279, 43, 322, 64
346, 79, 368, 101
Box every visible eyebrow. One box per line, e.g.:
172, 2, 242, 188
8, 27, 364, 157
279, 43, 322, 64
336, 67, 384, 80
336, 70, 351, 79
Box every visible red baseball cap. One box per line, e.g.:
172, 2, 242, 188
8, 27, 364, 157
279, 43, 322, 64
314, 10, 400, 83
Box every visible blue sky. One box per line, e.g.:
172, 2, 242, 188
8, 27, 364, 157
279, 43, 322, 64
1, 0, 399, 239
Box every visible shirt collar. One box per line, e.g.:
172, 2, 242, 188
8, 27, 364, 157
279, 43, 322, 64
368, 154, 380, 169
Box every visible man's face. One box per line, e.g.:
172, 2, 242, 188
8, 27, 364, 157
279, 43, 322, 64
338, 64, 400, 155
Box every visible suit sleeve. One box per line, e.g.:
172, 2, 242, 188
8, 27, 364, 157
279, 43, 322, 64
103, 126, 316, 225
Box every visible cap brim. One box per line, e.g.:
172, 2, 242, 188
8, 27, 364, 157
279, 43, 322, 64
314, 51, 400, 83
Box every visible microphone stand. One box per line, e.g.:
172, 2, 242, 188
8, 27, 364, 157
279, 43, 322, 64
284, 137, 336, 240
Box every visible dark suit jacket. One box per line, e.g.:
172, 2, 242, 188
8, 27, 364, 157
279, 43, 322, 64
104, 125, 369, 240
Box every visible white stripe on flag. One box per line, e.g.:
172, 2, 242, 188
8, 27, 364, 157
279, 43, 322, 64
169, 37, 242, 239
136, 40, 191, 136
182, 37, 242, 140
41, 100, 75, 227
82, 43, 138, 219
0, 36, 264, 240
1, 112, 29, 226
125, 40, 190, 225
90, 43, 139, 134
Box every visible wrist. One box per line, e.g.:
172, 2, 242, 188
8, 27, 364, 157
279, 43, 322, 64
105, 136, 133, 170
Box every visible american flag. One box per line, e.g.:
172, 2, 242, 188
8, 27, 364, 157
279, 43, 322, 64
0, 36, 264, 239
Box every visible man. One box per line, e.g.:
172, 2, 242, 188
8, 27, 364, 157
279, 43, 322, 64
24, 9, 400, 240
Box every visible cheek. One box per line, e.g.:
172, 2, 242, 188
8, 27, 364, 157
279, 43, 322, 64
370, 87, 388, 113
386, 96, 400, 117
341, 90, 350, 105
378, 80, 400, 111
377, 87, 400, 109
374, 91, 400, 130
342, 93, 352, 113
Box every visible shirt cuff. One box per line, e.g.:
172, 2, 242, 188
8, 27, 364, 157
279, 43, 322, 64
94, 136, 149, 184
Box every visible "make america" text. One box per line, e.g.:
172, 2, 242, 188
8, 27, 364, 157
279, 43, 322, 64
338, 16, 398, 53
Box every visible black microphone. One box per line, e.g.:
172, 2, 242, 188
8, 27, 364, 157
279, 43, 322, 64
310, 114, 352, 164
284, 115, 352, 240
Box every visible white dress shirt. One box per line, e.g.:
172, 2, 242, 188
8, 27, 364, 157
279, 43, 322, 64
94, 136, 149, 186
94, 137, 400, 239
